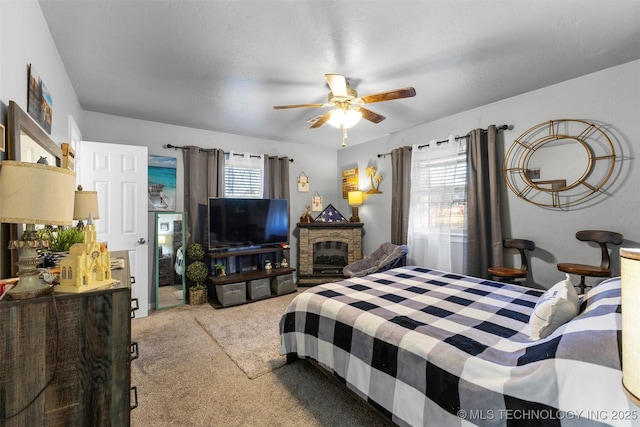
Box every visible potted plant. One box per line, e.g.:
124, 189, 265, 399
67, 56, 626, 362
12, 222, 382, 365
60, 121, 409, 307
37, 226, 84, 266
214, 263, 226, 277
186, 243, 208, 304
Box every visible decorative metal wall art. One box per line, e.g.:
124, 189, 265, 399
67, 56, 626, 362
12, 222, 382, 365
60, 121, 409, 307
365, 166, 382, 194
503, 119, 616, 208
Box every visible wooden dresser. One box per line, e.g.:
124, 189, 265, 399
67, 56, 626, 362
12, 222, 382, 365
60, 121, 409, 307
0, 255, 134, 426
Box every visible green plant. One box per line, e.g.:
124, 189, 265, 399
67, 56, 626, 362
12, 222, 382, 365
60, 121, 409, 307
37, 226, 84, 252
213, 263, 226, 277
186, 243, 205, 261
186, 260, 208, 288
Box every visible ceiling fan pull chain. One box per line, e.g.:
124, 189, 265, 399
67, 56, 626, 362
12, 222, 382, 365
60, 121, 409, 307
341, 126, 348, 148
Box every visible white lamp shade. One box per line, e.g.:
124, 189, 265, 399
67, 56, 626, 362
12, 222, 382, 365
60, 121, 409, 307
328, 108, 362, 129
74, 189, 100, 220
158, 235, 166, 245
0, 161, 76, 226
622, 247, 640, 406
348, 190, 364, 206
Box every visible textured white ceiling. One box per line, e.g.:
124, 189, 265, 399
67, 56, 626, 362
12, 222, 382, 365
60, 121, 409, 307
39, 0, 640, 148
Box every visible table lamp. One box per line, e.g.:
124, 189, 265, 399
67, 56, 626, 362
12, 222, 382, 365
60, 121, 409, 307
621, 247, 640, 406
73, 185, 100, 230
157, 234, 166, 257
348, 190, 363, 222
0, 161, 76, 299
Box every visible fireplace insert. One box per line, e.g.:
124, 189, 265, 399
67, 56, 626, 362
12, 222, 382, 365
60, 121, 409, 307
313, 241, 348, 275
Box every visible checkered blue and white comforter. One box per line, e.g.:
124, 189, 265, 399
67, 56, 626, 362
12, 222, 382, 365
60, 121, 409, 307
279, 266, 637, 427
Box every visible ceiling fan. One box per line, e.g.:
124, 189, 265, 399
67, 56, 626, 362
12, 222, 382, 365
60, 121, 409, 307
273, 74, 416, 146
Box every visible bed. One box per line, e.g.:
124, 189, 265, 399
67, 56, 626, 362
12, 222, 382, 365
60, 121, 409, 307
279, 266, 638, 426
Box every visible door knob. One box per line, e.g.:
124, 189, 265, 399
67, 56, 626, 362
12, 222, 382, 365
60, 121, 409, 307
138, 238, 146, 245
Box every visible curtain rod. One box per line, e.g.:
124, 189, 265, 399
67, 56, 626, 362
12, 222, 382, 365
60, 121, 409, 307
417, 134, 469, 150
377, 124, 512, 157
163, 144, 294, 162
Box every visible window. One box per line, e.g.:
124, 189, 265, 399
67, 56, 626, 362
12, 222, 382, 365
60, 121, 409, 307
224, 152, 264, 198
411, 151, 467, 234
410, 143, 467, 233
407, 138, 467, 272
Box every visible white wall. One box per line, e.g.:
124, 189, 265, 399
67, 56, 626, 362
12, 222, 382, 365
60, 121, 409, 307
82, 111, 340, 296
0, 0, 338, 296
0, 1, 82, 143
0, 0, 83, 277
338, 59, 640, 289
2, 0, 639, 293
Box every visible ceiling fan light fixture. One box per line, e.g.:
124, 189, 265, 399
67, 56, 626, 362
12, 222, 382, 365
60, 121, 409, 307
328, 107, 362, 129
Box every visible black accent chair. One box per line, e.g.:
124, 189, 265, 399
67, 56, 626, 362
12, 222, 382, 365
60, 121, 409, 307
488, 239, 536, 284
557, 230, 623, 294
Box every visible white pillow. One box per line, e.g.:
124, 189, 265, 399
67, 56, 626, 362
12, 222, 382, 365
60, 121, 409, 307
529, 274, 580, 340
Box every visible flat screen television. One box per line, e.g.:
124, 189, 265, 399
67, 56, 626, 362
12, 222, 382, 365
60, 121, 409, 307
208, 198, 289, 250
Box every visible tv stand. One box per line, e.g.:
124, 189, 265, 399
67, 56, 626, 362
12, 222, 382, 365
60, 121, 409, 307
206, 247, 295, 307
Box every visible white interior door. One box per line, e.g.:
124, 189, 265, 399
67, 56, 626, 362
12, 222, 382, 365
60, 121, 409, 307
78, 141, 149, 317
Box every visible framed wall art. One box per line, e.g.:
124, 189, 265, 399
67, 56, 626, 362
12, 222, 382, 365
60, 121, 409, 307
148, 155, 177, 211
297, 171, 309, 192
27, 64, 53, 134
342, 167, 359, 199
311, 191, 323, 211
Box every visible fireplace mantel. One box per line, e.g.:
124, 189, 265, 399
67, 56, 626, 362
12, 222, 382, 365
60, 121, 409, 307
297, 222, 363, 286
297, 222, 364, 229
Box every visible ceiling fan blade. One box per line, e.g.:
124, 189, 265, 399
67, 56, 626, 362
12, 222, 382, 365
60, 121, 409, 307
360, 87, 416, 104
273, 103, 325, 110
309, 111, 332, 129
358, 107, 386, 124
325, 74, 348, 97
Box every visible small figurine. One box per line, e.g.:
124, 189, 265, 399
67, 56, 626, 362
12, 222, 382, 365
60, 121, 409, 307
281, 258, 288, 268
265, 260, 272, 271
300, 205, 313, 223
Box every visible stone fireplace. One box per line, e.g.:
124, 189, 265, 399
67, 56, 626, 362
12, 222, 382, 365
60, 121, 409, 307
297, 222, 363, 286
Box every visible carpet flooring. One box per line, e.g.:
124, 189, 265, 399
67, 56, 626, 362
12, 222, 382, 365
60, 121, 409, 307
130, 291, 391, 426
197, 292, 298, 379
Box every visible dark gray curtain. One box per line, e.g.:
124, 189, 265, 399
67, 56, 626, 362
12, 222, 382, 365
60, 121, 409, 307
183, 147, 225, 246
465, 125, 503, 277
263, 156, 290, 200
390, 146, 412, 245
